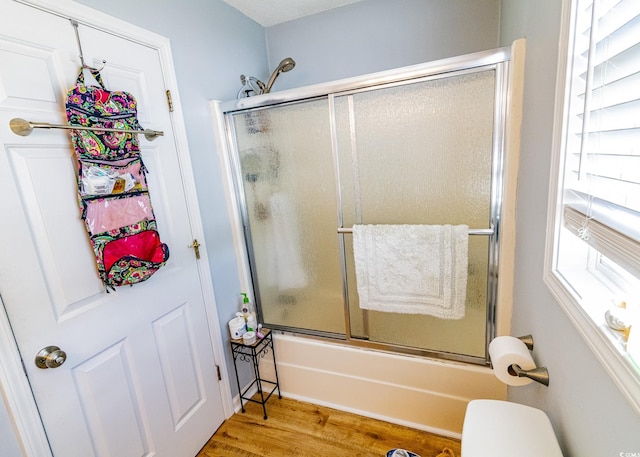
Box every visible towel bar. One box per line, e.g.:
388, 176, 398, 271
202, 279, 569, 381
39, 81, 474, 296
337, 226, 494, 235
9, 118, 164, 141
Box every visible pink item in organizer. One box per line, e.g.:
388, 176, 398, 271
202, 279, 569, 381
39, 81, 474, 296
84, 195, 153, 235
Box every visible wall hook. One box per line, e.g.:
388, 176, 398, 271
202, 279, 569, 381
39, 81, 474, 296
70, 19, 106, 72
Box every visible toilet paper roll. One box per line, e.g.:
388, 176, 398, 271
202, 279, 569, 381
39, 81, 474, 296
489, 336, 537, 386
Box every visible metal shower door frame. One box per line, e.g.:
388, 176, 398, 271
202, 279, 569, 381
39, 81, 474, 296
221, 46, 514, 365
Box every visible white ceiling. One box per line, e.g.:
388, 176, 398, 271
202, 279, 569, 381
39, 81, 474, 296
221, 0, 365, 27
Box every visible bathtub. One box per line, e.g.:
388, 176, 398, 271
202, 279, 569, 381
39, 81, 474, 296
258, 332, 506, 438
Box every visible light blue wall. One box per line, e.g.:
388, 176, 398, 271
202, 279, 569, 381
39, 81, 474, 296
265, 0, 500, 90
500, 0, 640, 455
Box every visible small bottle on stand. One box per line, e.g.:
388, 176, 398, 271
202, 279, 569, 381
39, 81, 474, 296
241, 292, 258, 332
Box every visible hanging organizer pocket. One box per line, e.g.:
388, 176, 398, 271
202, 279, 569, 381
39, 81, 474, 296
82, 193, 169, 286
66, 70, 143, 161
66, 68, 169, 288
80, 157, 147, 197
92, 220, 170, 287
83, 192, 153, 235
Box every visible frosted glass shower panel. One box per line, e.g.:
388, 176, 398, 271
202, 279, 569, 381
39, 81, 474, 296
336, 70, 495, 226
335, 69, 497, 357
232, 101, 345, 335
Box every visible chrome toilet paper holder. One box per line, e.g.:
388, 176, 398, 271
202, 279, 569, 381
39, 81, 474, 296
516, 334, 534, 350
510, 335, 550, 386
509, 364, 550, 386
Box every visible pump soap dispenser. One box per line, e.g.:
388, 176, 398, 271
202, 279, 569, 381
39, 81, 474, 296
241, 293, 257, 332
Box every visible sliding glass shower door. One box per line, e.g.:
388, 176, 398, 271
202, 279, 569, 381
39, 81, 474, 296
230, 100, 346, 335
334, 70, 496, 358
226, 60, 506, 361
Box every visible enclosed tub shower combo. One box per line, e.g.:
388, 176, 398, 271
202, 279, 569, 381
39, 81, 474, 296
213, 41, 527, 435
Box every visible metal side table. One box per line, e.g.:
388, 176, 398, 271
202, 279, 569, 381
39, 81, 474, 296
230, 328, 281, 419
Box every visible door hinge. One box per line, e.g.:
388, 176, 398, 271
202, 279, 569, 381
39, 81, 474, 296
216, 364, 222, 381
188, 239, 200, 259
166, 89, 174, 112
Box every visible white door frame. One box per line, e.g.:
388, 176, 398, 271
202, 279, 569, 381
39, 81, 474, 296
0, 1, 233, 455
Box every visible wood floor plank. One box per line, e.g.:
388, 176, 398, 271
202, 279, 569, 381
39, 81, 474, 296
198, 395, 460, 457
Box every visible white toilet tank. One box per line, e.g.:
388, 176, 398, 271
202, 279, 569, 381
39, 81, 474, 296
461, 399, 563, 457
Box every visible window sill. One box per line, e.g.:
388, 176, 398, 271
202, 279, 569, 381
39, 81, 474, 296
544, 268, 640, 414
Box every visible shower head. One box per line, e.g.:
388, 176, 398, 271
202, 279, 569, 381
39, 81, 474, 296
263, 57, 296, 94
277, 57, 296, 73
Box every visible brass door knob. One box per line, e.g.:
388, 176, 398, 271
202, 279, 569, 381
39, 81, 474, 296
35, 346, 67, 369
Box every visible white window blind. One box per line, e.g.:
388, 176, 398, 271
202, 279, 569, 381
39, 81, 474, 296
548, 0, 640, 413
561, 0, 640, 268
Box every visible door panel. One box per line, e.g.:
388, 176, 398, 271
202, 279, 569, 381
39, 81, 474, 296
153, 305, 207, 428
73, 341, 152, 457
0, 2, 224, 456
7, 144, 105, 311
0, 38, 67, 113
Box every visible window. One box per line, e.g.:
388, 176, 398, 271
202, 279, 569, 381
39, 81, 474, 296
546, 0, 640, 413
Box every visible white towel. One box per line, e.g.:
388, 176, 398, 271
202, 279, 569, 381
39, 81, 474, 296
266, 192, 308, 290
352, 224, 468, 319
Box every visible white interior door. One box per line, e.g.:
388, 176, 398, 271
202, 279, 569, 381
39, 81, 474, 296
0, 2, 225, 456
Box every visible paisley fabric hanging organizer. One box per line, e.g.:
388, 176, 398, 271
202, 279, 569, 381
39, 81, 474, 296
66, 69, 169, 288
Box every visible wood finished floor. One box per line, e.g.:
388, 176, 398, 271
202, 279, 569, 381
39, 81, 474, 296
197, 395, 460, 457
